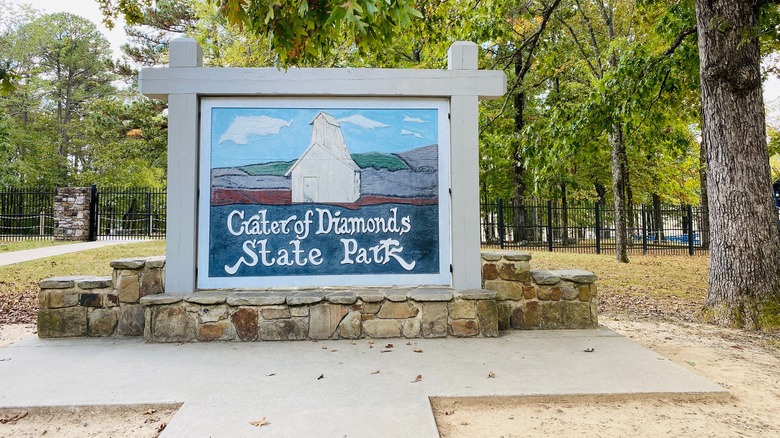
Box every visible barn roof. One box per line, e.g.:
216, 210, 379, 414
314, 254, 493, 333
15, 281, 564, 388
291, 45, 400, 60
310, 112, 340, 127
284, 142, 359, 177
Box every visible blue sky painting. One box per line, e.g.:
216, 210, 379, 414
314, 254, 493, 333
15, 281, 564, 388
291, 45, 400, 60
210, 107, 439, 168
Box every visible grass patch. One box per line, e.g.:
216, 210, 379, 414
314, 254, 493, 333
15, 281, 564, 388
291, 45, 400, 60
351, 152, 409, 170
0, 241, 165, 325
239, 160, 295, 176
0, 240, 72, 253
526, 251, 710, 321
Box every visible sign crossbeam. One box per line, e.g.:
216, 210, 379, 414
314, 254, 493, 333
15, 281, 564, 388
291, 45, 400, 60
140, 68, 506, 100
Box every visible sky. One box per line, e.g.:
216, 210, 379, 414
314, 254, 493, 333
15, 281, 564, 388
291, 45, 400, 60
209, 107, 439, 168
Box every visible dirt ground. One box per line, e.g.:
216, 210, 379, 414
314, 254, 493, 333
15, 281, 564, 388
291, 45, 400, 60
433, 316, 780, 438
2, 318, 779, 437
0, 404, 179, 438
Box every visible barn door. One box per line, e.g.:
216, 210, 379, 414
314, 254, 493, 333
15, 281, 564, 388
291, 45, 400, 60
303, 176, 318, 202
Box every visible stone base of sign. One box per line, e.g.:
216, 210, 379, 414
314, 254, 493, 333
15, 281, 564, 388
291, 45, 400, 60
481, 251, 598, 330
139, 288, 498, 342
37, 251, 597, 340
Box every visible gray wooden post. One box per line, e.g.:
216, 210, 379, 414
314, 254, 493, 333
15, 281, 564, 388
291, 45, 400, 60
448, 42, 482, 289
165, 38, 201, 293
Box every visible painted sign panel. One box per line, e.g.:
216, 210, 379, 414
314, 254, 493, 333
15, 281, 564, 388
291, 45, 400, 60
198, 98, 451, 288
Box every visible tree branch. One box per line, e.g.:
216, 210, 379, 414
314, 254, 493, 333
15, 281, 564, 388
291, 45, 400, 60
663, 26, 697, 57
557, 16, 601, 78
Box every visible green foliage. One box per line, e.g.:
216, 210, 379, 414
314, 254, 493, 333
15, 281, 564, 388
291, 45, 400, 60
102, 0, 422, 66
351, 152, 409, 171
474, 0, 703, 206
121, 0, 197, 67
70, 94, 167, 187
0, 65, 15, 96
0, 107, 13, 185
239, 160, 295, 176
0, 5, 167, 188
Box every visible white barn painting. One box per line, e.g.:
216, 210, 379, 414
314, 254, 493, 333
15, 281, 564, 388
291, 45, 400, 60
285, 112, 361, 203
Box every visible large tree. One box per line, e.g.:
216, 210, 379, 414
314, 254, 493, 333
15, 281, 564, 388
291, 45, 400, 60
20, 13, 116, 168
696, 0, 780, 328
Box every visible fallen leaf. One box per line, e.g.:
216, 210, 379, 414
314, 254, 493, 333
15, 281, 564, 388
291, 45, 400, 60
322, 344, 328, 349
413, 348, 423, 353
157, 423, 167, 433
369, 344, 374, 349
144, 417, 160, 424
331, 349, 338, 352
371, 370, 380, 374
411, 374, 422, 383
143, 409, 157, 415
583, 348, 594, 353
731, 345, 744, 350
444, 410, 454, 415
385, 343, 394, 348
380, 349, 392, 353
317, 374, 324, 380
266, 373, 276, 377
250, 417, 270, 427
405, 342, 412, 345
460, 421, 470, 426
487, 371, 496, 378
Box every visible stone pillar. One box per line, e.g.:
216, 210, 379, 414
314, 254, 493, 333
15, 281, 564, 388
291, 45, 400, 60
53, 187, 91, 241
481, 250, 599, 330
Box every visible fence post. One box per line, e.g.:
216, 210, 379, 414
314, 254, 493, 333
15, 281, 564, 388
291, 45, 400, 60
687, 204, 694, 256
88, 185, 98, 241
497, 197, 505, 250
595, 202, 601, 254
38, 211, 44, 236
641, 204, 647, 255
547, 200, 553, 252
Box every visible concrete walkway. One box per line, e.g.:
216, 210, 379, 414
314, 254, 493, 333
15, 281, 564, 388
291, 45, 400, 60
0, 240, 146, 266
0, 328, 726, 437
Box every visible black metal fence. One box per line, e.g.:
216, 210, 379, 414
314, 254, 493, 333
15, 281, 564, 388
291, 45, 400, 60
481, 198, 709, 255
0, 187, 56, 240
91, 186, 166, 240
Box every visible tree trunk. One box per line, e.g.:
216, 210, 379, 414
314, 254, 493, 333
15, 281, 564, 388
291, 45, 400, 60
610, 123, 629, 263
512, 90, 528, 242
699, 134, 710, 249
626, 174, 635, 232
652, 193, 664, 242
697, 0, 780, 328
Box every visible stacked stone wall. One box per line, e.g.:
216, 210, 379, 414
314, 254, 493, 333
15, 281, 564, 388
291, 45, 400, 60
141, 289, 498, 343
38, 251, 598, 340
481, 251, 598, 330
38, 257, 165, 337
53, 187, 92, 241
